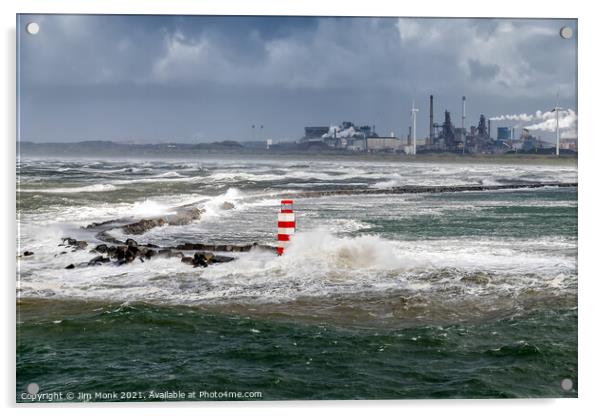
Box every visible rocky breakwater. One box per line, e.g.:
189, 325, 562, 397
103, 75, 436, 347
60, 237, 275, 270
88, 205, 206, 244
58, 200, 277, 270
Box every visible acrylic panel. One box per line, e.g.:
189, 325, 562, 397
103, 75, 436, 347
16, 14, 577, 402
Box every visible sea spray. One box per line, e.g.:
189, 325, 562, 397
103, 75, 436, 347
283, 229, 409, 270
201, 187, 245, 219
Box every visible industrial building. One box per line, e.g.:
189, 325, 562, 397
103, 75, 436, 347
301, 121, 401, 152
297, 94, 573, 155
519, 129, 539, 152
424, 95, 511, 154
366, 135, 401, 152
303, 126, 330, 142
560, 138, 578, 151
497, 126, 513, 141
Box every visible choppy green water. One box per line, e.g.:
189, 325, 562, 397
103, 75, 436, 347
16, 157, 578, 401
17, 300, 577, 401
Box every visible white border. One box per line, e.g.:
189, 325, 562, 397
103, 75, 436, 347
2, 1, 600, 415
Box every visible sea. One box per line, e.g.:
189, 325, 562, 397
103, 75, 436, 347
16, 156, 578, 401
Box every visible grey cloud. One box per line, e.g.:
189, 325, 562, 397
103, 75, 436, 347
20, 16, 576, 99
468, 59, 500, 81
18, 15, 577, 142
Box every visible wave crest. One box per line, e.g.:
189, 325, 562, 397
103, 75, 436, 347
20, 184, 118, 194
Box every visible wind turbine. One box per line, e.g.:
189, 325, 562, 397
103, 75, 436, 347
551, 103, 564, 157
411, 101, 419, 155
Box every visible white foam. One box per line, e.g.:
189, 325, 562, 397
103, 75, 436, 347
20, 194, 206, 226
200, 188, 245, 219
154, 171, 184, 178
17, 158, 578, 306
20, 184, 118, 193
17, 228, 577, 305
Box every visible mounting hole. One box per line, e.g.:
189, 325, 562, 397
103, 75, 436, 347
559, 26, 573, 40
560, 378, 573, 391
26, 22, 40, 35
26, 383, 40, 394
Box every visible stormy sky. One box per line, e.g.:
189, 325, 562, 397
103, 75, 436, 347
18, 14, 577, 143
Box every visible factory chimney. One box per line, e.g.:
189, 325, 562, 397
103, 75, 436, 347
429, 95, 434, 145
461, 96, 466, 154
487, 119, 491, 139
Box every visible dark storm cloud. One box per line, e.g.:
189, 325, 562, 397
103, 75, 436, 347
18, 15, 577, 142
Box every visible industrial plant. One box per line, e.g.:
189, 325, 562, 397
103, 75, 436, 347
300, 122, 402, 153
297, 95, 577, 155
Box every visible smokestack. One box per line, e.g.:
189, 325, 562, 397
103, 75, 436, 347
429, 95, 434, 145
462, 96, 466, 154
488, 119, 491, 138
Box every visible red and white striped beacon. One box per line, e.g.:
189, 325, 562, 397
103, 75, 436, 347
277, 199, 295, 255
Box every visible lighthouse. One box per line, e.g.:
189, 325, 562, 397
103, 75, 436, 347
277, 199, 295, 255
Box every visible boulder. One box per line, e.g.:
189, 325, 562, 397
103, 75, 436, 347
88, 255, 110, 266
125, 246, 138, 262
192, 251, 218, 267
198, 251, 214, 262
192, 252, 209, 268
107, 246, 118, 258
122, 218, 166, 235
65, 264, 75, 269
61, 237, 78, 246
125, 238, 138, 247
93, 244, 108, 253
181, 256, 194, 265
61, 238, 87, 250
221, 201, 235, 210
175, 243, 207, 251
85, 219, 116, 229
166, 207, 204, 226
114, 245, 139, 263
178, 251, 234, 266
115, 246, 127, 261
156, 249, 172, 258
212, 255, 235, 263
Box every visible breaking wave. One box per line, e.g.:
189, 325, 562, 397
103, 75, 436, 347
19, 184, 118, 194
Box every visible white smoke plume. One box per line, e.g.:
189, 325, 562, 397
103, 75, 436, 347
322, 125, 358, 139
489, 113, 534, 122
524, 109, 577, 133
490, 108, 577, 137
561, 129, 577, 139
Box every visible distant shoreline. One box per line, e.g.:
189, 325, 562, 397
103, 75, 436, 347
18, 140, 578, 166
